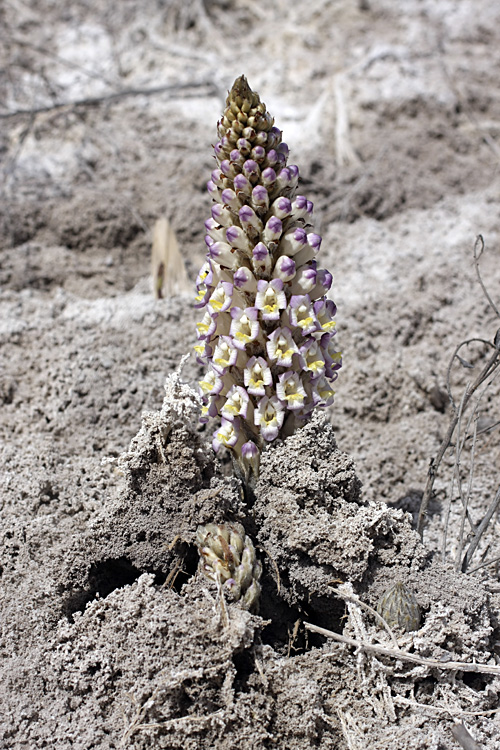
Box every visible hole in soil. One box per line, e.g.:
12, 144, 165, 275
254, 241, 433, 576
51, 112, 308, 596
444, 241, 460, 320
414, 675, 438, 698
233, 649, 256, 693
258, 575, 346, 656
88, 557, 149, 598
167, 543, 199, 594
63, 544, 201, 621
63, 557, 167, 619
307, 593, 346, 634
461, 672, 490, 692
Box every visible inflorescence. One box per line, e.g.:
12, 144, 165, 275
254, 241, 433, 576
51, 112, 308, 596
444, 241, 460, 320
195, 75, 341, 480
196, 522, 262, 612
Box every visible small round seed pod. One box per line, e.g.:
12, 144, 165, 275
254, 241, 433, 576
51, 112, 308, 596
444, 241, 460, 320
376, 581, 421, 632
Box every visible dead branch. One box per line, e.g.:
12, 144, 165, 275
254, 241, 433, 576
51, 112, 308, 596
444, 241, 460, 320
474, 235, 500, 319
461, 482, 500, 573
468, 553, 500, 574
394, 694, 500, 718
304, 621, 500, 676
327, 584, 400, 650
417, 337, 500, 537
0, 80, 218, 120
441, 387, 470, 562
417, 236, 500, 538
7, 35, 118, 87
455, 413, 478, 570
451, 722, 482, 750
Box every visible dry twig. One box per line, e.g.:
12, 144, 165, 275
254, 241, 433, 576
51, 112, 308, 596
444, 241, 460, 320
394, 694, 500, 718
461, 482, 500, 573
451, 722, 482, 750
328, 583, 399, 650
0, 80, 218, 120
474, 236, 500, 318
120, 668, 224, 746
417, 237, 500, 538
304, 622, 500, 677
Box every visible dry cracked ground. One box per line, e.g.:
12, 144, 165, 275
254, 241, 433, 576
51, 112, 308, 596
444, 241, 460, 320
2, 1, 500, 748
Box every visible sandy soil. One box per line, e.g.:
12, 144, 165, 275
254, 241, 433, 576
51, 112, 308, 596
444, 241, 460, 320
2, 1, 500, 747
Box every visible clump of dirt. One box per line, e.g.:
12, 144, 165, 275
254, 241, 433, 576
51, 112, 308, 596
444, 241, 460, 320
3, 373, 497, 749
58, 368, 243, 616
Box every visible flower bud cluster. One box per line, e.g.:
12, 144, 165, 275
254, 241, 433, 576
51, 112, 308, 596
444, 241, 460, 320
195, 75, 341, 479
196, 522, 262, 612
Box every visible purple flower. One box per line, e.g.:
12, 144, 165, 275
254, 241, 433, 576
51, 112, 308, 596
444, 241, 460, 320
237, 137, 252, 155
207, 281, 234, 314
263, 216, 283, 244
254, 130, 268, 146
292, 233, 320, 267
313, 268, 333, 298
207, 241, 237, 269
244, 356, 272, 397
254, 396, 286, 442
279, 227, 307, 257
194, 261, 215, 308
233, 173, 252, 196
196, 260, 215, 289
307, 233, 322, 253
241, 440, 260, 475
289, 263, 318, 295
267, 126, 282, 149
289, 294, 320, 335
226, 225, 252, 252
320, 333, 342, 377
211, 203, 232, 227
221, 385, 252, 422
255, 279, 287, 321
212, 335, 244, 374
199, 366, 229, 397
273, 255, 296, 282
220, 188, 241, 211
313, 299, 337, 333
299, 338, 326, 377
261, 167, 277, 188
275, 166, 299, 194
252, 242, 272, 276
310, 375, 335, 407
251, 145, 266, 162
194, 338, 213, 365
276, 371, 307, 411
229, 307, 261, 349
239, 205, 263, 236
251, 185, 270, 212
210, 169, 224, 186
205, 217, 226, 243
220, 159, 240, 179
270, 196, 292, 219
207, 180, 221, 200
266, 327, 299, 367
233, 266, 257, 293
242, 159, 260, 182
213, 417, 242, 452
196, 309, 218, 340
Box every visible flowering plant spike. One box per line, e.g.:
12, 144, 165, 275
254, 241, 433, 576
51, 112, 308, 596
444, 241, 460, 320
195, 75, 341, 481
